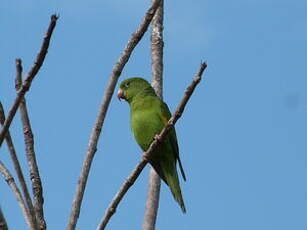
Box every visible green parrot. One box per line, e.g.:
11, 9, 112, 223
117, 77, 186, 213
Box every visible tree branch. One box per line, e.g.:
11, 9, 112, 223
143, 1, 164, 229
0, 14, 58, 147
0, 161, 36, 230
65, 1, 162, 230
142, 169, 161, 230
0, 207, 9, 230
96, 62, 207, 230
15, 59, 45, 230
0, 100, 37, 230
150, 0, 164, 98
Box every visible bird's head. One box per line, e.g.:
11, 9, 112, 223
117, 77, 154, 103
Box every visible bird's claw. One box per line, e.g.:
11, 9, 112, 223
142, 154, 150, 162
154, 134, 162, 142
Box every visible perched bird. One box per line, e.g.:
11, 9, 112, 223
117, 77, 186, 213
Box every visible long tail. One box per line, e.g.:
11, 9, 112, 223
164, 166, 186, 213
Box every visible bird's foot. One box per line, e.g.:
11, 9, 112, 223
154, 134, 162, 142
142, 154, 150, 162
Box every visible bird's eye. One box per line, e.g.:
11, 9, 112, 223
125, 82, 130, 88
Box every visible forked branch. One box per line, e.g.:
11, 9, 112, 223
66, 1, 162, 230
0, 14, 58, 147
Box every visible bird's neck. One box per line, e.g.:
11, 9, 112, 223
129, 87, 157, 111
128, 86, 156, 104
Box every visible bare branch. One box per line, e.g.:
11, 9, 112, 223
66, 1, 162, 230
96, 160, 148, 230
0, 207, 9, 230
0, 14, 58, 147
96, 62, 207, 230
142, 169, 161, 230
0, 100, 37, 230
15, 59, 45, 230
143, 1, 164, 229
0, 161, 36, 230
150, 0, 164, 98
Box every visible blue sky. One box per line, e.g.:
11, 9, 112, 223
1, 0, 307, 229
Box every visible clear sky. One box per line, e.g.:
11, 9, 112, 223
1, 0, 307, 229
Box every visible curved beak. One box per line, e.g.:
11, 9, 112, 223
117, 89, 125, 101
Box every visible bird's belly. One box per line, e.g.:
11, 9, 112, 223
131, 113, 162, 151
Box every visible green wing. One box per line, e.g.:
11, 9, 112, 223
157, 101, 186, 181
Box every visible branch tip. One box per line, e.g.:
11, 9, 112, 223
51, 14, 59, 21
0, 10, 57, 147
199, 62, 207, 75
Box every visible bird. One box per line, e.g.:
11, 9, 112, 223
117, 77, 186, 213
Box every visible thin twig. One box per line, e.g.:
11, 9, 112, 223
15, 59, 45, 230
0, 161, 36, 230
0, 14, 58, 147
66, 1, 162, 230
0, 100, 37, 230
96, 62, 207, 230
142, 1, 164, 229
0, 206, 9, 230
